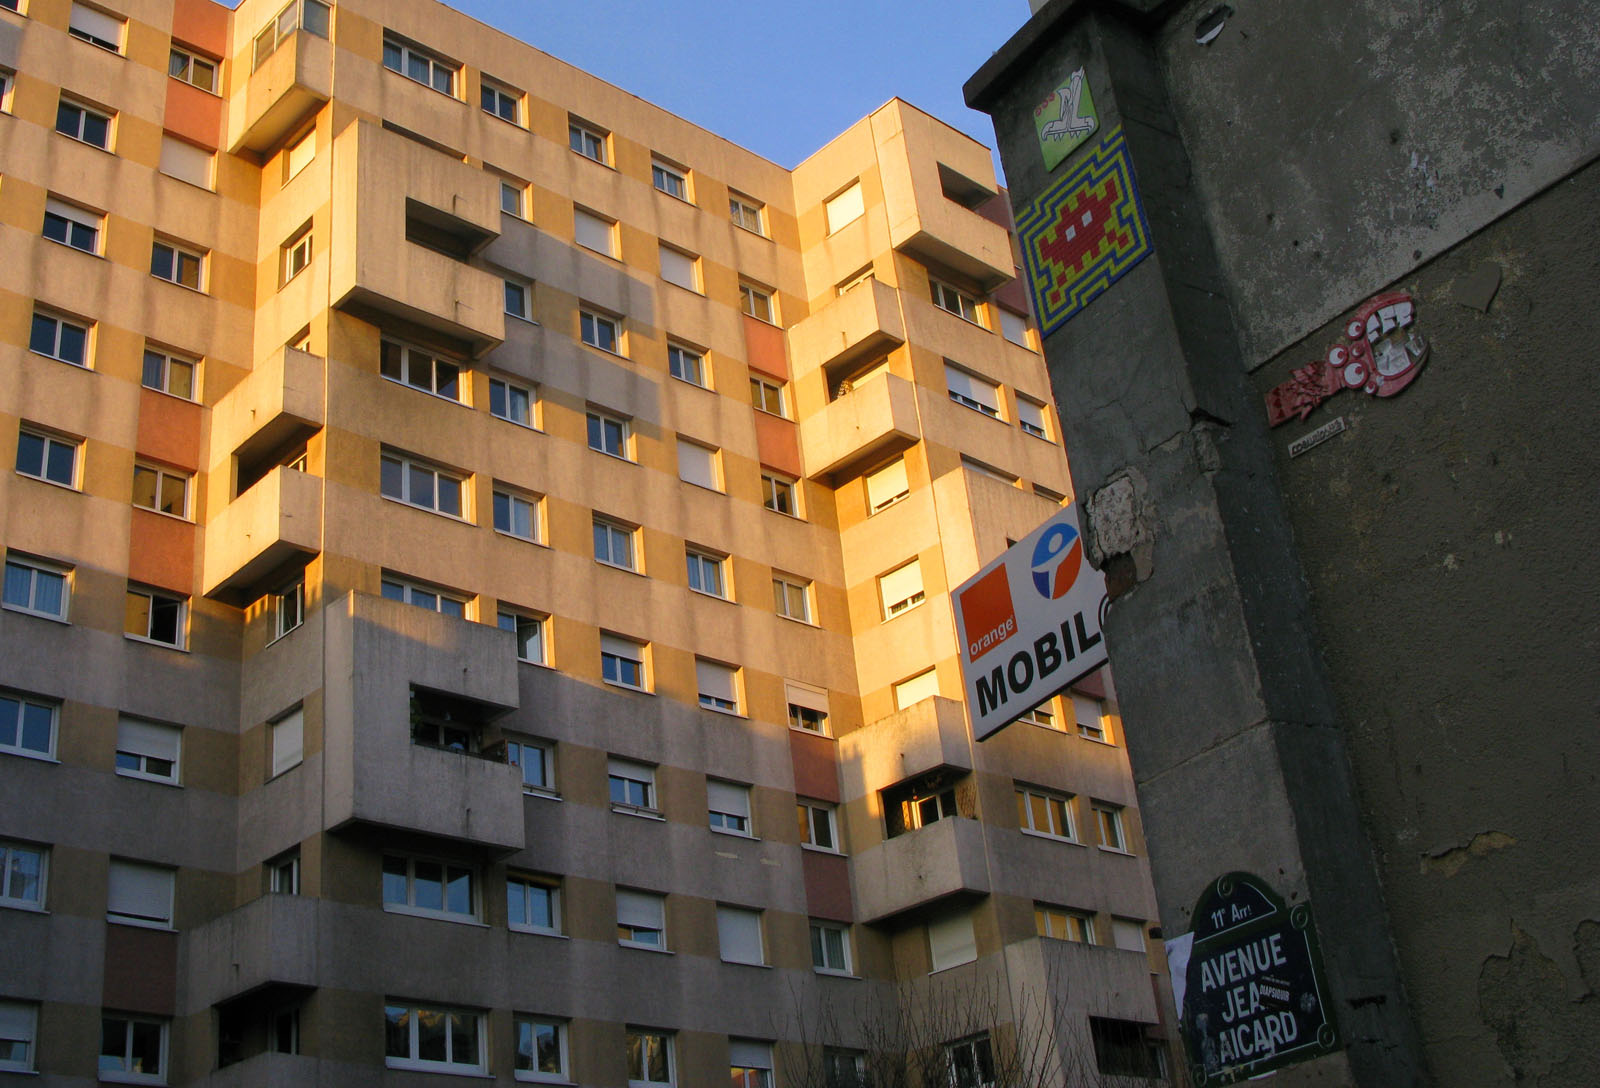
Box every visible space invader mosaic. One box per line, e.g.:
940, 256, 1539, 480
1016, 126, 1153, 337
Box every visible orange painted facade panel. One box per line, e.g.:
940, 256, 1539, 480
164, 80, 224, 151
789, 730, 840, 803
753, 411, 802, 478
742, 314, 789, 381
801, 848, 853, 922
137, 388, 203, 473
103, 925, 178, 1016
129, 509, 198, 594
171, 0, 230, 56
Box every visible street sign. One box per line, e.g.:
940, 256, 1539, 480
952, 506, 1109, 741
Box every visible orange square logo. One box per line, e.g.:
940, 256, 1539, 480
960, 565, 1017, 662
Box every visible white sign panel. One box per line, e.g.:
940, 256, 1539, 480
952, 506, 1109, 741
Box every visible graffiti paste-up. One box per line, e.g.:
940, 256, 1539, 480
1034, 67, 1098, 171
1266, 291, 1429, 427
1016, 127, 1153, 337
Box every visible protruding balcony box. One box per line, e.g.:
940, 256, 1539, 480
852, 815, 991, 923
838, 696, 972, 804
800, 372, 920, 482
322, 592, 524, 853
228, 30, 332, 154
211, 347, 324, 476
787, 278, 906, 381
183, 894, 320, 1008
330, 122, 504, 354
206, 1053, 321, 1088
203, 467, 322, 602
1033, 934, 1163, 1024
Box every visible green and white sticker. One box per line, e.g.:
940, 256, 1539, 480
1034, 67, 1098, 172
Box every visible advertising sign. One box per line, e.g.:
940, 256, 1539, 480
1165, 873, 1340, 1085
952, 506, 1108, 741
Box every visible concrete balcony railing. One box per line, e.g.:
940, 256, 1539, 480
207, 1052, 323, 1088
838, 696, 972, 804
211, 346, 324, 475
852, 815, 991, 923
787, 278, 906, 381
203, 467, 322, 602
322, 592, 524, 853
228, 30, 332, 154
799, 372, 921, 483
182, 893, 321, 1009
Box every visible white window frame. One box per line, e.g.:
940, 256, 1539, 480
507, 874, 561, 935
581, 307, 623, 354
505, 278, 532, 320
0, 1000, 38, 1073
824, 181, 864, 235
272, 578, 305, 640
810, 920, 852, 975
381, 33, 460, 97
381, 451, 466, 520
676, 438, 721, 491
1016, 697, 1060, 730
865, 458, 910, 513
3, 554, 70, 621
161, 134, 214, 188
945, 362, 1002, 419
587, 409, 632, 460
608, 758, 657, 812
115, 716, 182, 785
270, 708, 303, 777
652, 157, 690, 201
252, 0, 330, 71
659, 244, 700, 292
380, 339, 463, 402
493, 486, 541, 542
761, 473, 799, 517
499, 611, 546, 664
785, 682, 829, 736
946, 1033, 996, 1088
668, 341, 708, 388
499, 175, 529, 218
131, 462, 191, 519
383, 1001, 485, 1074
1000, 308, 1033, 349
514, 1016, 568, 1083
928, 911, 977, 971
29, 309, 91, 367
600, 634, 647, 690
1035, 902, 1096, 943
281, 225, 312, 283
707, 779, 752, 835
568, 118, 609, 164
1094, 803, 1128, 852
381, 853, 479, 923
480, 75, 523, 125
798, 801, 839, 853
1074, 693, 1109, 742
749, 375, 787, 417
740, 282, 775, 323
616, 890, 667, 950
593, 517, 638, 573
55, 95, 112, 149
878, 558, 926, 619
730, 1040, 774, 1088
150, 237, 206, 290
141, 347, 198, 401
285, 128, 315, 179
686, 547, 728, 599
717, 905, 765, 965
508, 738, 556, 794
15, 426, 79, 488
1017, 396, 1050, 440
106, 859, 174, 929
627, 1028, 675, 1088
490, 377, 536, 428
43, 196, 102, 254
729, 191, 765, 235
168, 44, 219, 93
1113, 917, 1147, 953
124, 586, 187, 649
0, 840, 47, 910
931, 279, 984, 326
268, 851, 300, 894
1016, 785, 1076, 842
69, 2, 124, 52
772, 574, 812, 623
99, 1013, 169, 1084
574, 208, 617, 258
893, 668, 939, 710
0, 691, 58, 761
696, 659, 739, 714
380, 575, 469, 619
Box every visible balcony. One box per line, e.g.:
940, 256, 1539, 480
203, 467, 322, 602
838, 696, 971, 804
322, 592, 524, 853
228, 30, 332, 154
787, 278, 905, 381
329, 122, 504, 354
183, 894, 320, 1008
799, 372, 921, 483
211, 347, 324, 476
852, 815, 991, 923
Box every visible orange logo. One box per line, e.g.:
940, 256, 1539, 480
960, 566, 1017, 663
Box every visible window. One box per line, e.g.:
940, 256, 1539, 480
0, 841, 46, 910
962, 455, 1018, 487
761, 473, 798, 516
141, 347, 197, 400
270, 709, 303, 777
696, 659, 739, 713
0, 691, 57, 760
380, 575, 468, 618
587, 410, 631, 459
574, 208, 617, 257
252, 0, 330, 70
608, 758, 657, 811
626, 1030, 675, 1088
1016, 785, 1075, 841
1074, 694, 1108, 742
568, 118, 608, 164
499, 612, 546, 664
29, 309, 90, 366
893, 668, 939, 710
381, 451, 465, 518
652, 157, 689, 200
285, 128, 315, 179
945, 363, 1002, 418
150, 237, 207, 289
382, 33, 458, 95
380, 340, 462, 402
56, 96, 112, 148
947, 1034, 996, 1088
601, 635, 647, 690
15, 427, 78, 487
878, 558, 925, 619
159, 134, 212, 187
1113, 918, 1147, 953
668, 341, 707, 387
42, 197, 101, 253
708, 780, 752, 834
686, 548, 727, 598
729, 191, 765, 235
107, 860, 173, 928
749, 375, 787, 417
786, 682, 829, 735
490, 378, 535, 427
617, 890, 666, 949
810, 921, 851, 974
500, 176, 528, 218
382, 855, 476, 921
797, 801, 837, 852
1017, 698, 1059, 730
825, 181, 864, 234
115, 716, 181, 784
481, 76, 522, 124
928, 911, 977, 971
99, 1014, 167, 1083
132, 463, 190, 518
717, 906, 764, 964
659, 245, 700, 291
931, 279, 983, 325
581, 308, 622, 354
384, 1002, 484, 1073
168, 45, 218, 92
0, 1001, 37, 1073
409, 688, 489, 753
1090, 1018, 1167, 1080
1093, 803, 1127, 852
740, 282, 775, 323
281, 225, 311, 283
837, 266, 875, 295
677, 439, 720, 490
268, 851, 299, 894
272, 578, 305, 639
1036, 903, 1095, 943
824, 1049, 867, 1088
494, 488, 541, 542
1000, 308, 1032, 348
505, 279, 531, 319
883, 772, 958, 838
772, 575, 811, 623
1017, 397, 1050, 440
593, 518, 638, 572
69, 2, 123, 51
865, 458, 910, 513
507, 875, 561, 934
124, 587, 185, 648
730, 1041, 774, 1088
3, 555, 68, 620
515, 1016, 568, 1082
508, 739, 555, 793
0, 67, 13, 113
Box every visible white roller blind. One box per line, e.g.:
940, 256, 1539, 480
945, 364, 1000, 413
601, 634, 642, 661
928, 912, 976, 971
784, 681, 829, 714
707, 780, 749, 818
729, 1041, 772, 1069
574, 209, 613, 255
287, 129, 316, 178
677, 440, 718, 489
271, 709, 304, 777
117, 717, 180, 762
1000, 309, 1030, 347
1113, 918, 1146, 953
865, 459, 909, 511
107, 860, 172, 925
1073, 694, 1102, 729
696, 660, 736, 703
660, 246, 697, 290
879, 559, 923, 612
0, 1001, 34, 1039
70, 3, 124, 46
1017, 398, 1047, 434
894, 669, 939, 710
717, 906, 764, 964
616, 890, 663, 927
825, 181, 864, 234
45, 198, 96, 227
161, 136, 213, 188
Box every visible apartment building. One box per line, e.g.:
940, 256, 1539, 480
0, 0, 1173, 1083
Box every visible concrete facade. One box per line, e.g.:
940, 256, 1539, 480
0, 0, 1177, 1084
968, 1, 1599, 1085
